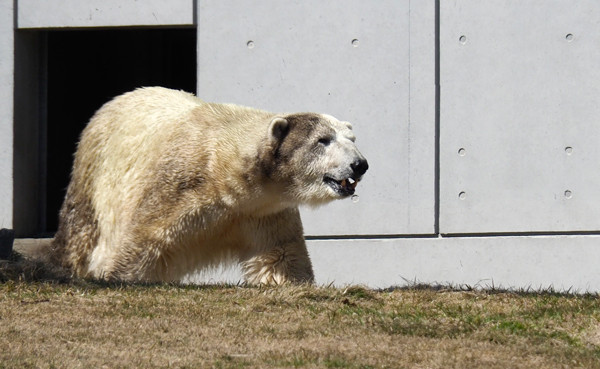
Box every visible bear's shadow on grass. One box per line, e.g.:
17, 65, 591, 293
0, 251, 245, 291
0, 251, 73, 283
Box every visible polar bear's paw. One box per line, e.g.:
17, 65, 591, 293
242, 246, 314, 286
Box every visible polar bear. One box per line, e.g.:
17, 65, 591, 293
50, 87, 368, 284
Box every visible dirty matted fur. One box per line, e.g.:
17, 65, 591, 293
51, 87, 368, 284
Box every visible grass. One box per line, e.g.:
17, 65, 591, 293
1, 254, 600, 368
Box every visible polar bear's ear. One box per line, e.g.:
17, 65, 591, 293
269, 117, 290, 142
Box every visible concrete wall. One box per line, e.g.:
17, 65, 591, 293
0, 0, 14, 230
193, 236, 600, 292
17, 0, 195, 28
439, 0, 600, 234
5, 0, 600, 291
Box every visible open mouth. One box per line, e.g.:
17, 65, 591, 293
324, 176, 360, 196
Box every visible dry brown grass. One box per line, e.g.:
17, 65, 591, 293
1, 255, 600, 369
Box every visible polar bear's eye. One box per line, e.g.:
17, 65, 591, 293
318, 137, 332, 146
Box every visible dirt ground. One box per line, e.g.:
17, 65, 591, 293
1, 250, 600, 369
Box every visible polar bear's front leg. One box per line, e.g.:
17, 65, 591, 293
240, 208, 314, 285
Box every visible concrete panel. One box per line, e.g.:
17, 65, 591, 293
17, 0, 194, 28
440, 0, 600, 233
0, 0, 14, 229
198, 0, 436, 236
186, 236, 600, 292
308, 237, 600, 292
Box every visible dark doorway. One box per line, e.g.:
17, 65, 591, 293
46, 28, 196, 233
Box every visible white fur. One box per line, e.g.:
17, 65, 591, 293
52, 87, 368, 284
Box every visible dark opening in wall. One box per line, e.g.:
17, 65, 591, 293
45, 28, 196, 233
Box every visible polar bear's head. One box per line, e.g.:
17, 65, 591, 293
263, 113, 369, 206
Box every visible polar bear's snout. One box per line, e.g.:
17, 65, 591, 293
351, 158, 369, 178
323, 156, 368, 196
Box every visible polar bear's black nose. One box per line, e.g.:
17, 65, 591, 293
351, 159, 369, 177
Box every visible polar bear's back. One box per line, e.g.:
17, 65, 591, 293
82, 87, 201, 161
79, 88, 202, 233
